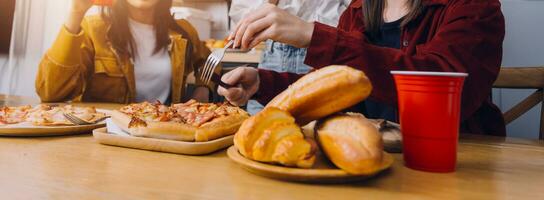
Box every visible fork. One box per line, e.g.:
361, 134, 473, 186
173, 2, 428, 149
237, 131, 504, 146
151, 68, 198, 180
63, 113, 109, 125
200, 40, 237, 89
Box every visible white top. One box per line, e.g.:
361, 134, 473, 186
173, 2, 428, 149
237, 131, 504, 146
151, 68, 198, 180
129, 18, 172, 103
229, 0, 352, 27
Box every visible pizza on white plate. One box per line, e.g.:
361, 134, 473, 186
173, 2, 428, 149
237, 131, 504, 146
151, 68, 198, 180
0, 104, 107, 126
0, 105, 32, 125
111, 100, 250, 142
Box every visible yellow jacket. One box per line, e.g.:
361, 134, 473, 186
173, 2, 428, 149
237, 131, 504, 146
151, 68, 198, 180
36, 15, 218, 104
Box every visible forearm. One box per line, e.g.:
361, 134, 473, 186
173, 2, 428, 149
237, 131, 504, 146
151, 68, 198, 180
65, 11, 86, 34
254, 69, 303, 105
36, 58, 84, 102
304, 16, 504, 119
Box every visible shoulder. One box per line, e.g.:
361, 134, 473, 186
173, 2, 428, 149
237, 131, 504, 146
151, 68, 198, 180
439, 0, 503, 18
444, 0, 501, 8
174, 19, 198, 34
173, 19, 202, 42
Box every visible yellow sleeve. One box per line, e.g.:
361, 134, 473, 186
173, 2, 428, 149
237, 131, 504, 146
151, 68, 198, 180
35, 18, 94, 102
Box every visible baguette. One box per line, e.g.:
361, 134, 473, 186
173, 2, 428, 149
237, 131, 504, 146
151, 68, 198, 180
234, 107, 316, 168
266, 65, 372, 125
316, 113, 384, 174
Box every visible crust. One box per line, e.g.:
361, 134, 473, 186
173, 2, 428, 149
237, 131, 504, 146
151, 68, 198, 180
111, 110, 248, 142
316, 113, 384, 174
196, 113, 249, 142
111, 110, 196, 141
266, 65, 372, 125
234, 107, 316, 168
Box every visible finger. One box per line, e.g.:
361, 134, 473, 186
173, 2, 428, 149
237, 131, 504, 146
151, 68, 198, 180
221, 68, 244, 85
229, 91, 247, 106
247, 28, 274, 50
228, 32, 234, 41
217, 86, 228, 97
223, 88, 244, 104
241, 17, 273, 50
232, 6, 271, 48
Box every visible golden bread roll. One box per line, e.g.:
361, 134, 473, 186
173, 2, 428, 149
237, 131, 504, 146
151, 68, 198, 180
234, 107, 316, 168
316, 113, 384, 174
266, 65, 372, 125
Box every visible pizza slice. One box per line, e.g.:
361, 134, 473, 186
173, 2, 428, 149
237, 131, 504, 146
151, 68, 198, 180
0, 105, 32, 125
25, 105, 107, 126
111, 100, 250, 142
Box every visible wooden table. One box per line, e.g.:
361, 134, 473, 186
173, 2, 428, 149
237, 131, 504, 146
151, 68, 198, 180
1, 95, 543, 199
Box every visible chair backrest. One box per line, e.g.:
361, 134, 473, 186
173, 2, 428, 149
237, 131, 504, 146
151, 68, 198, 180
493, 67, 544, 140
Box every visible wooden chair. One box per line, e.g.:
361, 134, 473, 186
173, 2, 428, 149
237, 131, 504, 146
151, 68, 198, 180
493, 67, 544, 140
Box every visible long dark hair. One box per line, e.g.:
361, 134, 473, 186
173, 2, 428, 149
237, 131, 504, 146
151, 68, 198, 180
100, 0, 193, 59
363, 0, 423, 36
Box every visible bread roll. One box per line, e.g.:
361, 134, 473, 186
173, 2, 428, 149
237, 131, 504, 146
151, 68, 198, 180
234, 107, 316, 168
266, 65, 372, 125
316, 113, 384, 174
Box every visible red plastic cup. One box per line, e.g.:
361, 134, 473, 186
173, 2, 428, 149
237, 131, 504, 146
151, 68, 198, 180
391, 71, 468, 173
93, 0, 113, 6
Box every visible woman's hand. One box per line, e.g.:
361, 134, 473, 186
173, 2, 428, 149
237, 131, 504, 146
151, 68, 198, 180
65, 0, 94, 34
228, 3, 315, 50
217, 67, 260, 106
191, 86, 210, 103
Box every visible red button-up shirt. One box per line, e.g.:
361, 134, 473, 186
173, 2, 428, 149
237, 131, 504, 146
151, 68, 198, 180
255, 0, 506, 136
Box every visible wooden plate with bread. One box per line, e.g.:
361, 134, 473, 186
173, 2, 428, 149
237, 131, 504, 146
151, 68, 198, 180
227, 65, 395, 183
227, 146, 394, 183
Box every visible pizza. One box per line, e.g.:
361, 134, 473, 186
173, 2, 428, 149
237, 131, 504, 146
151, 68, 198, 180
111, 100, 250, 142
0, 104, 107, 126
0, 105, 32, 125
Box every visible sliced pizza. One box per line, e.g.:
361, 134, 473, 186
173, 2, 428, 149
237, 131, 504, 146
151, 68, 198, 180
26, 105, 107, 126
0, 105, 32, 125
112, 100, 250, 142
0, 104, 108, 126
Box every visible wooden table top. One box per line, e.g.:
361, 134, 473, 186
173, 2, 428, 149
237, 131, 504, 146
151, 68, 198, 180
1, 95, 543, 199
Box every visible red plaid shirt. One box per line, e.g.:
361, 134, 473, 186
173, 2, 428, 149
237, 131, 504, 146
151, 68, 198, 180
255, 0, 506, 136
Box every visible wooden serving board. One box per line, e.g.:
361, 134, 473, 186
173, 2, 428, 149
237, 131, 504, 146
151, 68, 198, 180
0, 122, 105, 137
93, 127, 234, 155
227, 146, 394, 183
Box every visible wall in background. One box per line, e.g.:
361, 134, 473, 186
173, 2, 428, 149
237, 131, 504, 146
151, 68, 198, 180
174, 1, 230, 39
496, 0, 544, 138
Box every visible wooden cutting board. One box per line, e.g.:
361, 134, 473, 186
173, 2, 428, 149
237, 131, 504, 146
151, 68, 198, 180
93, 127, 233, 155
227, 146, 394, 183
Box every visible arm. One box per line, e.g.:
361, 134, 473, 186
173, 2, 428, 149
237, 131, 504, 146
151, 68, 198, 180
305, 1, 505, 119
254, 69, 303, 105
35, 17, 95, 102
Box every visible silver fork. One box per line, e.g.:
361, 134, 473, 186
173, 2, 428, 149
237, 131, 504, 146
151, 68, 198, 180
200, 40, 237, 88
63, 113, 109, 125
